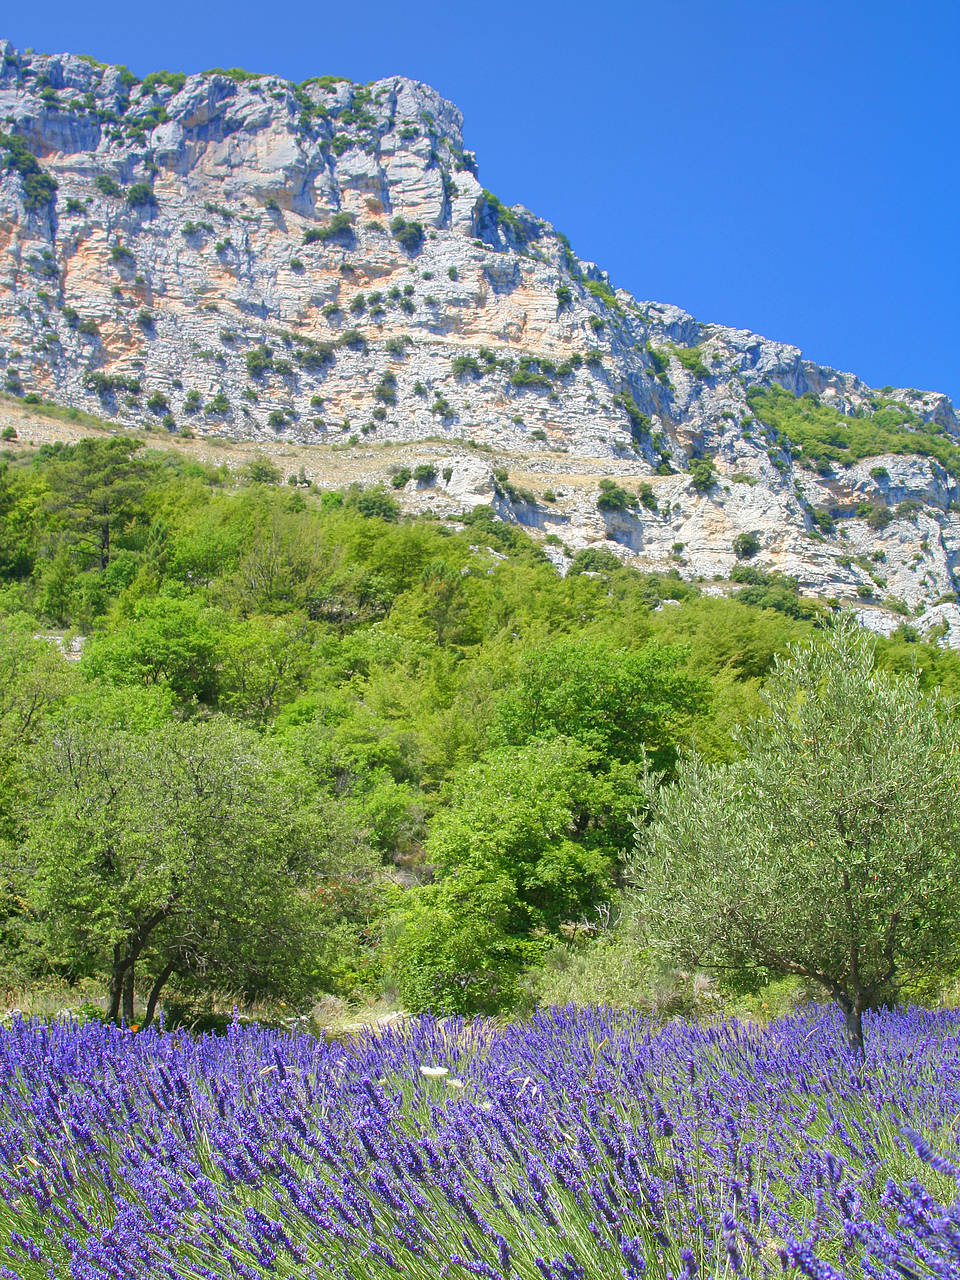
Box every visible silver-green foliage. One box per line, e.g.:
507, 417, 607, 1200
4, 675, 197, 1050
632, 618, 960, 1053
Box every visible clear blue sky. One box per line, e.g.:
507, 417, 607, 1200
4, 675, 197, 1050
7, 1, 959, 401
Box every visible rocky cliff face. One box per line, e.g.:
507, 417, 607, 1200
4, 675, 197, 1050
2, 39, 959, 624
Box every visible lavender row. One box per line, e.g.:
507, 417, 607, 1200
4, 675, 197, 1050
1, 1006, 959, 1278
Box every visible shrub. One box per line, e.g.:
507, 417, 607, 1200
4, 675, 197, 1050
482, 190, 531, 245
345, 484, 401, 521
637, 483, 658, 513
109, 244, 134, 265
374, 372, 397, 405
126, 183, 157, 209
596, 479, 638, 512
646, 342, 669, 377
94, 174, 123, 198
268, 410, 286, 429
689, 457, 716, 493
556, 284, 572, 310
141, 70, 186, 94
568, 547, 624, 575
452, 354, 482, 379
183, 390, 202, 413
676, 345, 709, 378
0, 425, 16, 441
413, 464, 437, 485
146, 391, 169, 413
389, 216, 424, 253
303, 212, 355, 245
245, 346, 273, 378
858, 501, 893, 531
391, 467, 412, 489
294, 342, 335, 372
613, 391, 650, 439
384, 871, 528, 1015
339, 329, 367, 352
733, 530, 761, 559
205, 392, 230, 415
137, 310, 155, 331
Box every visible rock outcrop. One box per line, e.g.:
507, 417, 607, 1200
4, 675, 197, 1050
2, 39, 959, 620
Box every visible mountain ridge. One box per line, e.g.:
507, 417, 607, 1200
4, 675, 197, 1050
2, 38, 959, 630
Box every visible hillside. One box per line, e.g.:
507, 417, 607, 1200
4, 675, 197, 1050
2, 38, 960, 627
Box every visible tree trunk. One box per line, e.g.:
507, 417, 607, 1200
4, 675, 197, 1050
143, 959, 177, 1029
122, 961, 136, 1026
108, 942, 127, 1022
838, 993, 866, 1061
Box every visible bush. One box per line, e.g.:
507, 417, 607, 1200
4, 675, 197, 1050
94, 174, 122, 198
374, 372, 397, 405
637, 483, 658, 513
389, 216, 424, 254
390, 467, 411, 489
482, 190, 531, 245
646, 342, 669, 377
0, 132, 58, 210
339, 329, 367, 352
733, 531, 761, 559
596, 478, 638, 512
303, 212, 354, 245
858, 501, 893, 531
451, 354, 482, 379
345, 484, 401, 522
245, 346, 273, 378
384, 871, 529, 1015
689, 457, 716, 493
556, 284, 572, 310
126, 183, 157, 209
568, 547, 624, 575
613, 391, 649, 438
146, 391, 169, 413
676, 345, 709, 378
413, 464, 437, 485
205, 392, 230, 416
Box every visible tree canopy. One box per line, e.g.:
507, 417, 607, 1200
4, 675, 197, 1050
632, 620, 960, 1055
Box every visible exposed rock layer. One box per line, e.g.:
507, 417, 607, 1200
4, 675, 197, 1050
2, 40, 958, 614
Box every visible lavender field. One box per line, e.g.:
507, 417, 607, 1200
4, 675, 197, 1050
1, 1007, 959, 1279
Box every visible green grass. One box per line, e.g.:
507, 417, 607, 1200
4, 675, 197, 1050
0, 393, 117, 433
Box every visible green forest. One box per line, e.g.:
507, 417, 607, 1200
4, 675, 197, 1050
2, 435, 959, 1028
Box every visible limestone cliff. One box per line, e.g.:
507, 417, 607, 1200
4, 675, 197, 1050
2, 39, 959, 624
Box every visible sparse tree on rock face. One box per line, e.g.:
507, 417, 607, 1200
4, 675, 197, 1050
632, 618, 960, 1058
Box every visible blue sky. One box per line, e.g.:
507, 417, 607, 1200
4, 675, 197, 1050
6, 1, 959, 401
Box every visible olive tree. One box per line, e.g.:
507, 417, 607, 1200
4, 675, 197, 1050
631, 619, 960, 1057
